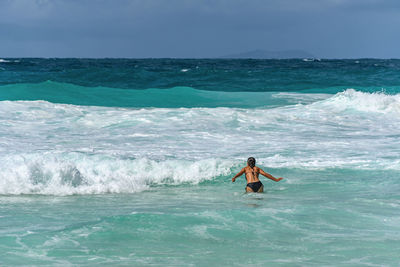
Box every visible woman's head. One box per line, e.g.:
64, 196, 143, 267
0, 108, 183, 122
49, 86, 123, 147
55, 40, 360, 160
247, 157, 256, 168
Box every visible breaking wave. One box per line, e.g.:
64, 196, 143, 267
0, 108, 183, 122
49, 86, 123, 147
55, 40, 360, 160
0, 154, 233, 195
2, 89, 400, 195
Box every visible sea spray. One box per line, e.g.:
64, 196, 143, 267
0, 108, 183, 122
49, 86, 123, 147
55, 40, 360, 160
0, 154, 233, 195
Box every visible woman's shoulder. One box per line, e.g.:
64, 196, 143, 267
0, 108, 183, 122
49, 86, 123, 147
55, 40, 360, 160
244, 166, 260, 171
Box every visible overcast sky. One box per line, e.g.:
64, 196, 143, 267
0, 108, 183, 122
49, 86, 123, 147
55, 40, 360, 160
1, 0, 400, 58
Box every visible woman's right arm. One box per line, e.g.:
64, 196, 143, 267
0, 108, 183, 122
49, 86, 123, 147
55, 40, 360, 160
232, 168, 245, 182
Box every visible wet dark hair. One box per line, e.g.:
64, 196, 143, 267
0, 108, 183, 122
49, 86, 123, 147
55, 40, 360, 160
247, 157, 256, 168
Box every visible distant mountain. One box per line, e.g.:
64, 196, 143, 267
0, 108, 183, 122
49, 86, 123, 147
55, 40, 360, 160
220, 49, 315, 59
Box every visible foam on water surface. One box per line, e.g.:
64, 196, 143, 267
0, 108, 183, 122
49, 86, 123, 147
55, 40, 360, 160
1, 89, 400, 195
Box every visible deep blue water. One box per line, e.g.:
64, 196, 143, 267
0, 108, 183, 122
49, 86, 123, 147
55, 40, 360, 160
2, 58, 400, 93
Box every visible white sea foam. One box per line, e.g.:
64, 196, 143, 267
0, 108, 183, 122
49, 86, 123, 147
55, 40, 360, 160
1, 89, 400, 194
314, 89, 400, 114
0, 154, 233, 195
0, 59, 18, 63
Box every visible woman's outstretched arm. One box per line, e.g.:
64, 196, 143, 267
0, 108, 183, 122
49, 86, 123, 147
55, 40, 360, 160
232, 168, 245, 182
259, 168, 283, 182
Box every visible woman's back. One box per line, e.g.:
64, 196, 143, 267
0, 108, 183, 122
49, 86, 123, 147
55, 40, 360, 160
244, 166, 260, 183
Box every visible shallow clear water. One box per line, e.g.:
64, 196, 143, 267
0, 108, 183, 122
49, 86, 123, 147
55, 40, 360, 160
1, 58, 400, 266
1, 169, 399, 266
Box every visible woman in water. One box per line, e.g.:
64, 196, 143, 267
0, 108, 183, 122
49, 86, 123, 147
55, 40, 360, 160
231, 157, 283, 192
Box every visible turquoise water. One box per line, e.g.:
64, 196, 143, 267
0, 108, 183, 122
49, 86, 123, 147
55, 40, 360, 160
1, 58, 400, 266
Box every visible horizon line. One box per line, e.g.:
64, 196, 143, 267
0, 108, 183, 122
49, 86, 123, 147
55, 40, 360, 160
2, 57, 400, 60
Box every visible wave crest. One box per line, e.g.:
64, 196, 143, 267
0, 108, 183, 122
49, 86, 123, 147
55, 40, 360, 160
314, 89, 400, 114
0, 153, 233, 195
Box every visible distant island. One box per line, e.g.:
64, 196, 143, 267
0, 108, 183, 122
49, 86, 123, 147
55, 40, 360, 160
220, 49, 315, 59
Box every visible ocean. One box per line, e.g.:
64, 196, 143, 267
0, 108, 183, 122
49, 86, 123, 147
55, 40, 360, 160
0, 58, 399, 266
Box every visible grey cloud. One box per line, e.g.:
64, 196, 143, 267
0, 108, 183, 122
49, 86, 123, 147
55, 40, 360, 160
0, 0, 399, 58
